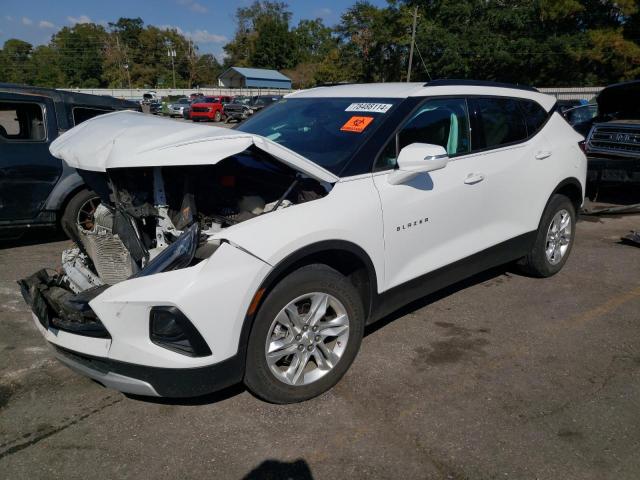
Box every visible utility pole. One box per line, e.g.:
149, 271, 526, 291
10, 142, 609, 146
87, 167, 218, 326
168, 47, 177, 89
116, 34, 132, 89
406, 6, 418, 82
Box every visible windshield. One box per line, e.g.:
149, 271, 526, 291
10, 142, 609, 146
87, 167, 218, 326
237, 97, 400, 175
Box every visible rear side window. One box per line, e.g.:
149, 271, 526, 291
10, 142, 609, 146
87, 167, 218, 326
519, 99, 548, 136
73, 107, 111, 126
0, 101, 46, 141
469, 98, 527, 150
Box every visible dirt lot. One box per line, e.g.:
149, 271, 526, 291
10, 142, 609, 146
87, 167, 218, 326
1, 212, 639, 479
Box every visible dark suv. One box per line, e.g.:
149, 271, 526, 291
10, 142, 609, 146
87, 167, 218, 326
0, 84, 139, 239
585, 80, 640, 187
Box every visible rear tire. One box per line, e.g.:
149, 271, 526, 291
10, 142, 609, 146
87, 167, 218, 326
244, 264, 365, 404
60, 189, 100, 239
518, 194, 576, 277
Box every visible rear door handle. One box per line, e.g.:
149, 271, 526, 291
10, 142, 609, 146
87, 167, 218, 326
535, 151, 552, 160
464, 173, 485, 185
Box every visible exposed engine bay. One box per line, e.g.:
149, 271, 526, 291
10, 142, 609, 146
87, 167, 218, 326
18, 148, 330, 336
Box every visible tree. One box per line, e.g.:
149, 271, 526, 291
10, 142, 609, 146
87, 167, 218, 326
335, 1, 410, 82
224, 1, 295, 68
30, 45, 65, 87
0, 39, 33, 84
194, 53, 223, 86
51, 23, 107, 87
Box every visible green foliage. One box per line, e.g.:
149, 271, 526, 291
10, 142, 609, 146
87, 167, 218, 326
0, 17, 222, 89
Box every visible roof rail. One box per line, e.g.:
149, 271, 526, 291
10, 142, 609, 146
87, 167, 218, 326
423, 79, 539, 92
314, 82, 355, 88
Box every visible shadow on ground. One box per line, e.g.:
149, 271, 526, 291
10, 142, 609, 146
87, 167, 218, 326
243, 459, 313, 480
366, 264, 514, 337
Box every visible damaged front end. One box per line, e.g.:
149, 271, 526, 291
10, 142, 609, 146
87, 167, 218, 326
20, 145, 331, 339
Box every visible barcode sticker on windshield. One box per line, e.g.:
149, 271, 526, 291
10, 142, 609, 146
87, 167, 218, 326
345, 103, 392, 113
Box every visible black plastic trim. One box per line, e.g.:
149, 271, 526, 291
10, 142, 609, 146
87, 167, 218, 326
149, 306, 212, 358
551, 177, 584, 209
53, 345, 243, 398
370, 231, 537, 323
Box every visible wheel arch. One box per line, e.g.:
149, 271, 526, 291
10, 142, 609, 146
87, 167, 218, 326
43, 170, 85, 213
551, 177, 583, 213
237, 240, 378, 370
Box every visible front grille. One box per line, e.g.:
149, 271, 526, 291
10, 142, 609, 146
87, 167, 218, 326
588, 124, 640, 157
192, 107, 210, 113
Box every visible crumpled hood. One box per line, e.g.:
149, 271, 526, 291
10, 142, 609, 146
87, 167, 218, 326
49, 110, 338, 183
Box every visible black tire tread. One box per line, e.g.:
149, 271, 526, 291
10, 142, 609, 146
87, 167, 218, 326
519, 194, 576, 278
244, 264, 365, 404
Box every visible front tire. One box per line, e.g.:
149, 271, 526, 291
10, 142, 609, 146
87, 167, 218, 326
244, 264, 365, 404
214, 111, 221, 122
518, 194, 576, 277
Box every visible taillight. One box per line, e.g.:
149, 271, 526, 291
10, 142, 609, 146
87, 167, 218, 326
578, 140, 586, 153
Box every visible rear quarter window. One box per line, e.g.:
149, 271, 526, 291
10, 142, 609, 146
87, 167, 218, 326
72, 107, 112, 126
519, 99, 549, 136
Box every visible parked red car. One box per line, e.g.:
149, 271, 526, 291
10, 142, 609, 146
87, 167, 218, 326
190, 96, 231, 122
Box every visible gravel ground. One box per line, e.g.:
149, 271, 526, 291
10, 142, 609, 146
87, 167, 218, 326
1, 211, 639, 479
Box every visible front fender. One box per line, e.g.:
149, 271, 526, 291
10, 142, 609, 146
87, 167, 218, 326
213, 176, 386, 292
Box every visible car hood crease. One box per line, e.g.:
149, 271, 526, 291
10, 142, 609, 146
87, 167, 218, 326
49, 110, 338, 183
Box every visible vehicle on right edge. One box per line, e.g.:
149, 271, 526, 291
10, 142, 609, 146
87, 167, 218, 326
585, 80, 640, 187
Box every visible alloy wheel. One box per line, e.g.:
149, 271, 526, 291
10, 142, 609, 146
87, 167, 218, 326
545, 209, 572, 265
265, 292, 350, 386
76, 196, 100, 231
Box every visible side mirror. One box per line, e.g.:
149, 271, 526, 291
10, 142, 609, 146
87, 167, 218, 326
388, 143, 449, 185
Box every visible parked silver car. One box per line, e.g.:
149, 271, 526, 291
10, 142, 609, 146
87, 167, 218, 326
166, 98, 191, 117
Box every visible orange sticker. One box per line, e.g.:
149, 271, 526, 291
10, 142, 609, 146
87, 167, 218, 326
340, 116, 374, 133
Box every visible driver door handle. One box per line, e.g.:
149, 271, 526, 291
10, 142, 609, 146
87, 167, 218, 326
464, 173, 485, 185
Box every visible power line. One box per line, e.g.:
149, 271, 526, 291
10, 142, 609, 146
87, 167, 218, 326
413, 42, 432, 81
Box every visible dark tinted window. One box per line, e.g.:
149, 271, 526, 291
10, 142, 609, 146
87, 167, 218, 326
0, 101, 46, 141
73, 107, 111, 125
519, 99, 548, 136
469, 98, 527, 150
375, 98, 470, 170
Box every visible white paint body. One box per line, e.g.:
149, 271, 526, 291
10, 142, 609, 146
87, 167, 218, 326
36, 83, 586, 374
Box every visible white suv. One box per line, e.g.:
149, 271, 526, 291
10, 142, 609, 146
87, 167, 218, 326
19, 81, 587, 403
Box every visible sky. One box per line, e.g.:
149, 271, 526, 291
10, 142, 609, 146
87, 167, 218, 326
0, 0, 388, 59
